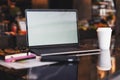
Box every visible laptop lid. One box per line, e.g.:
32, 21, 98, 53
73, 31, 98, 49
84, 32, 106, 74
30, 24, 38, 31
25, 9, 79, 50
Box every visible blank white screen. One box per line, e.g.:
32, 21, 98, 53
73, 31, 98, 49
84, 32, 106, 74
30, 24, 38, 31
26, 11, 78, 46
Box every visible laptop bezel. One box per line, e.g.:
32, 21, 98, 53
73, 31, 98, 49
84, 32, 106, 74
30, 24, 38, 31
25, 9, 80, 50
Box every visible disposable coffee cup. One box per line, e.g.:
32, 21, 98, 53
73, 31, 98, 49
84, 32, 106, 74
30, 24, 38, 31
97, 27, 112, 50
97, 50, 111, 71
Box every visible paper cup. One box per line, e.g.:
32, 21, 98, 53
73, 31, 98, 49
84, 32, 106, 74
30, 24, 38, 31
97, 27, 112, 50
97, 50, 111, 71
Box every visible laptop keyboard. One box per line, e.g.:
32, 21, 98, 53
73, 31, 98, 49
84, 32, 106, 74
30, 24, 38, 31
30, 46, 100, 56
40, 47, 80, 54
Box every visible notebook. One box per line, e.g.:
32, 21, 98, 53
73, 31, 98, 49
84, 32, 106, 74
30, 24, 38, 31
25, 9, 100, 57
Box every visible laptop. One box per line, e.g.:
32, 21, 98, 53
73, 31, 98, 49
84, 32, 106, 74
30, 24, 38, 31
25, 9, 100, 57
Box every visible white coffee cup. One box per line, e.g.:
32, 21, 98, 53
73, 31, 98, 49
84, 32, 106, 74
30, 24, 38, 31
97, 27, 112, 50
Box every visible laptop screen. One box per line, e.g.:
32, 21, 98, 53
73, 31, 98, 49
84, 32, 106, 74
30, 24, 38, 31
26, 9, 79, 48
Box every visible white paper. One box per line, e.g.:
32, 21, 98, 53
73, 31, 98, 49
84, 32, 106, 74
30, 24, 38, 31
0, 59, 56, 69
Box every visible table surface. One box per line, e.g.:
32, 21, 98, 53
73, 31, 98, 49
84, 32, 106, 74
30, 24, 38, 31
0, 38, 119, 80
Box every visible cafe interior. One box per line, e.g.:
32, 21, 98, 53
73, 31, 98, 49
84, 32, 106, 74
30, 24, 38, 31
0, 0, 120, 80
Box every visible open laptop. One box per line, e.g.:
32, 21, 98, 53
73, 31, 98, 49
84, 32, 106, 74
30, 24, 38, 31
25, 9, 100, 57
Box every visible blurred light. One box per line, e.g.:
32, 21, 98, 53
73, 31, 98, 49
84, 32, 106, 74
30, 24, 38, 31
110, 56, 116, 74
98, 70, 106, 79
